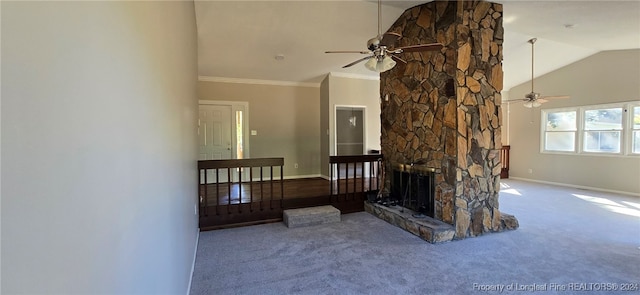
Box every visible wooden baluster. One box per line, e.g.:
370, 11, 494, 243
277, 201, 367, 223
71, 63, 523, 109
249, 166, 253, 212
203, 168, 208, 217
337, 162, 341, 200
361, 161, 365, 194
270, 166, 274, 210
353, 162, 357, 200
238, 167, 242, 213
369, 161, 373, 192
279, 165, 284, 209
215, 168, 219, 215
260, 167, 264, 211
227, 167, 232, 214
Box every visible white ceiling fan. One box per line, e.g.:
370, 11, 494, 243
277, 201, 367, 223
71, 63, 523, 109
507, 38, 570, 108
324, 0, 443, 72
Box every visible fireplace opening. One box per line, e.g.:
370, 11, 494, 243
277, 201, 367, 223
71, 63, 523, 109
389, 164, 436, 218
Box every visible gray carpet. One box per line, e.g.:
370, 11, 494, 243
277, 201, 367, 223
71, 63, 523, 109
190, 180, 640, 294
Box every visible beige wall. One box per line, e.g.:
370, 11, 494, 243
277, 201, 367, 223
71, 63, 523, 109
198, 81, 321, 177
328, 75, 382, 154
320, 77, 330, 176
2, 1, 199, 293
506, 49, 640, 195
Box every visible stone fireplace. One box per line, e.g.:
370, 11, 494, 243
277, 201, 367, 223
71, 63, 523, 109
368, 0, 518, 242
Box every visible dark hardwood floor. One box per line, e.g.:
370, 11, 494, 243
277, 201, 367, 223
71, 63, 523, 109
199, 177, 379, 205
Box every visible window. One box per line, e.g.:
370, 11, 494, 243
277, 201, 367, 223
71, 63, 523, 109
633, 106, 640, 154
235, 110, 244, 159
543, 110, 577, 152
583, 107, 622, 153
541, 101, 639, 156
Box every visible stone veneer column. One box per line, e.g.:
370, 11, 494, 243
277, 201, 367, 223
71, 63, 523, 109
380, 0, 516, 239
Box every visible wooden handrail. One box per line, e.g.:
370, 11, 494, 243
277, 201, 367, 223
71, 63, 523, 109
329, 154, 382, 164
198, 158, 284, 169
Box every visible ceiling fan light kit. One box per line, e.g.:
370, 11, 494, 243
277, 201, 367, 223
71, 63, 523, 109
325, 0, 443, 73
365, 55, 396, 72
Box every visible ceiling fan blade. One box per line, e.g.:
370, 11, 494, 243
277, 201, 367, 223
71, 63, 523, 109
343, 56, 373, 68
395, 43, 443, 53
537, 98, 549, 104
325, 50, 371, 54
503, 99, 525, 104
380, 32, 402, 47
390, 54, 407, 64
542, 95, 570, 100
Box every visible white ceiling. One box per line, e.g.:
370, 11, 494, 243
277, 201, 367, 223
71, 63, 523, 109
195, 0, 640, 91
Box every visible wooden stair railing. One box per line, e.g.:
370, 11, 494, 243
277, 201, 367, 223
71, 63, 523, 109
329, 154, 383, 213
198, 158, 284, 229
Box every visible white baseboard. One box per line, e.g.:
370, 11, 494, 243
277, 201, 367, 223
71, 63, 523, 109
319, 175, 331, 181
186, 231, 199, 295
508, 177, 640, 197
282, 174, 322, 180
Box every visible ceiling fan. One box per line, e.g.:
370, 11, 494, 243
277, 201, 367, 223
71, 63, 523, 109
507, 38, 570, 108
325, 0, 443, 72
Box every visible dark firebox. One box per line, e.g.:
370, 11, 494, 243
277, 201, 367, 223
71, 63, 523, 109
390, 164, 435, 218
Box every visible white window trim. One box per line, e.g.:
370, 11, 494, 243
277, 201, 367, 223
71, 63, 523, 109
540, 107, 578, 154
580, 103, 624, 156
627, 102, 640, 156
541, 101, 640, 157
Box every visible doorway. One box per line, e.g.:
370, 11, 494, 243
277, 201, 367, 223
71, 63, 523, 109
335, 106, 366, 156
199, 101, 249, 183
335, 106, 367, 179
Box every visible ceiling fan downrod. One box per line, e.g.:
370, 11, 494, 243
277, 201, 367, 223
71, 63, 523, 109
529, 38, 536, 94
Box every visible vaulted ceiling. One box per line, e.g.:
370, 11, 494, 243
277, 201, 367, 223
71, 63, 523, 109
195, 0, 640, 91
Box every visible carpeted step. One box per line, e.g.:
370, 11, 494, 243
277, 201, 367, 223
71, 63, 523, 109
283, 205, 340, 228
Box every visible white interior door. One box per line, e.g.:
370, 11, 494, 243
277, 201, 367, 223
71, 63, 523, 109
199, 105, 232, 183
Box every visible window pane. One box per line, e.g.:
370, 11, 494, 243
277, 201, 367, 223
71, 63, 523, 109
633, 131, 640, 154
235, 111, 243, 159
584, 108, 622, 130
546, 111, 576, 131
545, 132, 575, 151
583, 131, 620, 153
634, 106, 640, 129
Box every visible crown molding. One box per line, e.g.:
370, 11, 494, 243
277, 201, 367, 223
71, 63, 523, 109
329, 72, 380, 81
198, 76, 320, 88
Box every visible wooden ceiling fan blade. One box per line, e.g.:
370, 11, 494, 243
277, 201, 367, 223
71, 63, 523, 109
542, 95, 570, 100
537, 98, 549, 104
390, 54, 407, 64
343, 56, 373, 68
326, 50, 371, 54
395, 43, 444, 53
380, 32, 402, 47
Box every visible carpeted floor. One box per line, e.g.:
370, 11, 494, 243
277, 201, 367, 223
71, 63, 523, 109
190, 180, 640, 294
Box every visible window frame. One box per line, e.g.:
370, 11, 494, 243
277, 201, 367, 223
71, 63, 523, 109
540, 108, 578, 154
580, 103, 624, 155
540, 101, 639, 157
627, 103, 640, 155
